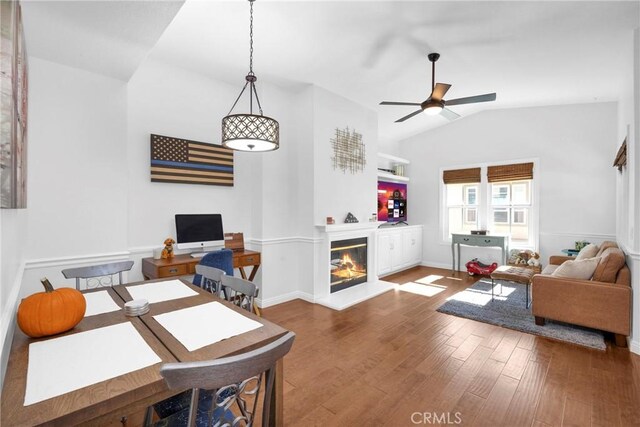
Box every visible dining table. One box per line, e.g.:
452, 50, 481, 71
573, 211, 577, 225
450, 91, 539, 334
1, 279, 289, 426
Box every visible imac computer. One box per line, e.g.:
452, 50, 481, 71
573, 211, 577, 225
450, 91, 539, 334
175, 214, 225, 257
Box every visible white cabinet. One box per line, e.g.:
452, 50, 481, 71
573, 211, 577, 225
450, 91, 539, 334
377, 225, 423, 277
402, 227, 422, 266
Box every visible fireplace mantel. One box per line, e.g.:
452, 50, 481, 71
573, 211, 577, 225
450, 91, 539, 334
312, 221, 394, 310
315, 222, 385, 233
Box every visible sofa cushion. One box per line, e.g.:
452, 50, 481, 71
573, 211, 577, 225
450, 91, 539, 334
541, 264, 559, 275
575, 243, 599, 260
596, 241, 618, 257
592, 248, 626, 283
551, 258, 599, 280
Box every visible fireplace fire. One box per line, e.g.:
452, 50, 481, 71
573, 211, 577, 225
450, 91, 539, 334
330, 237, 368, 293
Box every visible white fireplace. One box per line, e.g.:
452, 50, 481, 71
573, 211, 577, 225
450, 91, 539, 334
313, 222, 395, 310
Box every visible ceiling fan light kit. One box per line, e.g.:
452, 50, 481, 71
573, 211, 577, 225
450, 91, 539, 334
221, 0, 279, 152
380, 52, 497, 123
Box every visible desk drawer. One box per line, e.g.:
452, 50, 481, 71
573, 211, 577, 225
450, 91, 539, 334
158, 264, 188, 277
236, 253, 261, 267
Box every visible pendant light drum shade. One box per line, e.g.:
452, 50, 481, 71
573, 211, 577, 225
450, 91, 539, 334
220, 0, 279, 152
222, 114, 279, 152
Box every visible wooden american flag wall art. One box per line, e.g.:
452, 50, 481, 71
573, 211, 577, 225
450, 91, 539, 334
150, 134, 234, 186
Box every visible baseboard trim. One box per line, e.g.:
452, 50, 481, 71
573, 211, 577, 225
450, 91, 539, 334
630, 339, 640, 355
258, 291, 315, 308
1, 260, 25, 388
421, 260, 454, 271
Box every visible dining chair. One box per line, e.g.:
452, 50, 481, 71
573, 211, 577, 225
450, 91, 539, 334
61, 260, 134, 290
193, 249, 234, 288
194, 265, 225, 295
219, 275, 259, 314
146, 331, 295, 427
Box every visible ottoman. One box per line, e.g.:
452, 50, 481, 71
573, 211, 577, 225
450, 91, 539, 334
490, 265, 536, 308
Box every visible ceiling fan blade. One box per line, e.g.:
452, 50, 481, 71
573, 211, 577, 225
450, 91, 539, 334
380, 101, 421, 106
395, 109, 423, 123
440, 107, 461, 121
446, 93, 496, 106
430, 83, 451, 101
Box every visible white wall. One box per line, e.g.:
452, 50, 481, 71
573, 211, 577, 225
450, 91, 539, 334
615, 28, 640, 353
400, 102, 618, 268
0, 209, 27, 389
26, 58, 128, 262
126, 59, 257, 252
312, 86, 378, 226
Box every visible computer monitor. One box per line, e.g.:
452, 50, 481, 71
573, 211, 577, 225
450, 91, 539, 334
175, 214, 225, 253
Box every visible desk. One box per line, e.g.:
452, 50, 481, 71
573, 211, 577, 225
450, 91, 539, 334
142, 250, 261, 281
451, 233, 509, 272
1, 280, 287, 426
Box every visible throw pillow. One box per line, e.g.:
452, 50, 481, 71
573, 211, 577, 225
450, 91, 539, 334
575, 243, 599, 260
552, 258, 600, 280
592, 248, 626, 283
596, 241, 618, 258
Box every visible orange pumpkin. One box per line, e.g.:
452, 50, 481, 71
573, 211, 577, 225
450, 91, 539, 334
17, 278, 86, 338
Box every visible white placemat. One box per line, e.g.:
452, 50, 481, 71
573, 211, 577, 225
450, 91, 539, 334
83, 290, 121, 317
126, 279, 198, 304
24, 322, 161, 406
153, 302, 263, 352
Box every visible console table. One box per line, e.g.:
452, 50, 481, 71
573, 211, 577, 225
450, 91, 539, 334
142, 250, 261, 281
451, 234, 509, 272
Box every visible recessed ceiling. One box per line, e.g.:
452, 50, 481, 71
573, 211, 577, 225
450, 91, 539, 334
21, 1, 640, 144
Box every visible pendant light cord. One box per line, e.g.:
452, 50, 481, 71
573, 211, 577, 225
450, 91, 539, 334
226, 0, 264, 117
249, 0, 254, 75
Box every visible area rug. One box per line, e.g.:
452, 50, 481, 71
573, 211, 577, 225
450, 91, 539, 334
436, 278, 606, 350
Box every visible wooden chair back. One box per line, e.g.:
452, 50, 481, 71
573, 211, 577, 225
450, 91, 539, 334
220, 275, 258, 313
158, 331, 295, 427
194, 265, 226, 294
62, 260, 134, 290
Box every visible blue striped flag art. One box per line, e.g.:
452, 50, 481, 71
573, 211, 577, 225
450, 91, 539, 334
150, 134, 234, 186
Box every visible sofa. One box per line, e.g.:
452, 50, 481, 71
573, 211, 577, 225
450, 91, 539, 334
531, 241, 631, 347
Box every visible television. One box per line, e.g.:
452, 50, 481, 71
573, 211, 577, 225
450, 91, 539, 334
377, 181, 407, 223
175, 214, 225, 253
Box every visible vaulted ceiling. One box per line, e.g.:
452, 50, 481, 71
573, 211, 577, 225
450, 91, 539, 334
21, 1, 640, 145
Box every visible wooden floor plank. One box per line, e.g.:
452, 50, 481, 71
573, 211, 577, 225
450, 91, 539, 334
562, 397, 591, 427
472, 375, 519, 426
259, 266, 640, 427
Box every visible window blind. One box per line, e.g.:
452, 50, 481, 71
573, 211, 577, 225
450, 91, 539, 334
487, 162, 533, 182
442, 167, 481, 184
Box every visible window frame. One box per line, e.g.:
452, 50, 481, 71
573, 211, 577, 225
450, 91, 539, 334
440, 159, 539, 251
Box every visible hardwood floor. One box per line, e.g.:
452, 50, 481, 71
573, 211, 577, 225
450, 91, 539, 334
261, 266, 640, 427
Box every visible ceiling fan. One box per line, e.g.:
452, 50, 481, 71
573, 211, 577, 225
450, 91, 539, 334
380, 53, 497, 123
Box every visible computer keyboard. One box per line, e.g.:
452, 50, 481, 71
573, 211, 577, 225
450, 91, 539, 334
190, 252, 207, 258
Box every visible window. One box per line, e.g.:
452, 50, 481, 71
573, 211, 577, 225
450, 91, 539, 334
442, 162, 536, 248
493, 208, 509, 223
465, 208, 477, 224
445, 183, 479, 234
489, 180, 532, 245
513, 208, 527, 225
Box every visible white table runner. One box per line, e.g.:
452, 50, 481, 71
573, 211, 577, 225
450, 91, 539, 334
126, 279, 198, 304
83, 290, 121, 317
153, 302, 263, 352
24, 322, 161, 406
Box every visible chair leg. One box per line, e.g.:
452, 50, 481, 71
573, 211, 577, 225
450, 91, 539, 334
614, 334, 628, 347
534, 316, 545, 326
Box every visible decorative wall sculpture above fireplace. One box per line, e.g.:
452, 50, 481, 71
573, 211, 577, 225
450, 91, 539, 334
330, 237, 368, 293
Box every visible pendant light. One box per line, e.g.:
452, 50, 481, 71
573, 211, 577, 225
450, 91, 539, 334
221, 0, 279, 152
